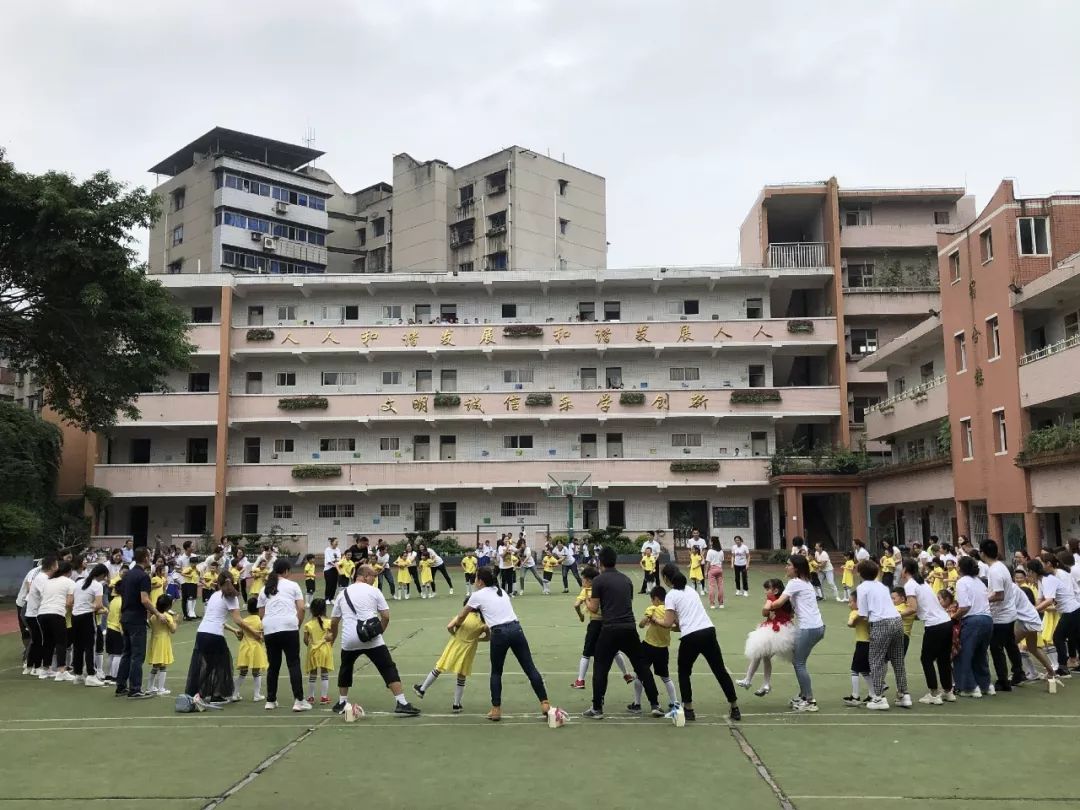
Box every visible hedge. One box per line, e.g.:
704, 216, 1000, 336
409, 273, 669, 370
787, 320, 814, 334
433, 394, 461, 408
502, 324, 544, 338
246, 328, 275, 341
387, 534, 469, 559
670, 460, 720, 473
291, 465, 342, 480
278, 396, 329, 411
619, 391, 645, 405
525, 393, 552, 406
730, 389, 782, 404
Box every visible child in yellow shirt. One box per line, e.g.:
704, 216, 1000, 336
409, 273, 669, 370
633, 585, 679, 711
302, 598, 334, 705
412, 606, 490, 712
880, 553, 897, 589
639, 548, 658, 592
395, 553, 412, 600
148, 594, 177, 695
843, 596, 872, 705
541, 550, 559, 595
946, 560, 959, 591
303, 554, 317, 606
891, 587, 916, 655
419, 557, 434, 599
840, 552, 856, 600
927, 561, 946, 595
201, 564, 219, 604
104, 578, 123, 681
461, 550, 479, 596
689, 551, 704, 595
571, 566, 633, 688
250, 558, 269, 599
337, 551, 356, 588
234, 597, 268, 702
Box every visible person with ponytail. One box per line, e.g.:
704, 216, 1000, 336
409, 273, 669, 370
37, 561, 77, 681
257, 558, 309, 712
72, 563, 109, 686
900, 559, 954, 704
1029, 557, 1079, 678
765, 553, 826, 712
447, 567, 550, 722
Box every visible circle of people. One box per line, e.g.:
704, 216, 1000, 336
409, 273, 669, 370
14, 529, 1080, 723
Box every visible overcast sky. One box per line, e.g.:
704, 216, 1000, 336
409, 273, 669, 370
4, 0, 1079, 267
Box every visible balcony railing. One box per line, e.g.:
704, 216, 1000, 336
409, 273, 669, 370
866, 375, 946, 414
1019, 333, 1080, 366
767, 242, 829, 269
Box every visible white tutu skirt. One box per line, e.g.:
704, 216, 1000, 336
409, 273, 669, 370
744, 621, 796, 662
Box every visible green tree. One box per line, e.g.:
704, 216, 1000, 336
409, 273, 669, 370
0, 150, 193, 431
0, 401, 63, 553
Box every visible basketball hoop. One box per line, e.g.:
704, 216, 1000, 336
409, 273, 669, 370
546, 472, 592, 541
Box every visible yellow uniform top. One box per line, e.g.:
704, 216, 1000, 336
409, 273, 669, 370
849, 609, 870, 643
896, 603, 916, 636
809, 558, 820, 574
229, 568, 241, 586
106, 592, 122, 632
928, 569, 945, 593
542, 555, 559, 574
371, 562, 384, 575
150, 575, 165, 604
576, 585, 601, 620
841, 560, 856, 586
419, 558, 434, 584
641, 555, 657, 573
202, 570, 218, 590
462, 556, 478, 575
303, 617, 332, 654
689, 553, 703, 580
880, 555, 896, 575
643, 604, 671, 648
337, 558, 355, 583
181, 565, 198, 585
947, 569, 959, 588
303, 561, 316, 579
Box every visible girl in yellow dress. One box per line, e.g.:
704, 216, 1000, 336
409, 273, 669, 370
233, 597, 268, 702
395, 552, 412, 600
945, 559, 959, 591
412, 604, 489, 712
689, 551, 705, 595
303, 598, 334, 705
250, 558, 269, 600
201, 563, 220, 605
419, 556, 434, 599
840, 552, 856, 600
148, 594, 177, 695
303, 554, 317, 606
105, 578, 124, 681
150, 560, 167, 607
337, 550, 356, 588
879, 552, 897, 589
927, 561, 946, 595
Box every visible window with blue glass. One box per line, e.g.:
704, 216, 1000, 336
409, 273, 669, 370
221, 172, 327, 211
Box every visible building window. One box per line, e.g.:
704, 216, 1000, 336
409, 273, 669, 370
458, 261, 474, 273
440, 304, 458, 322
379, 437, 400, 451
578, 302, 596, 321
934, 211, 950, 225
987, 316, 1001, 360
171, 224, 184, 246
745, 298, 763, 319
272, 505, 293, 520
187, 372, 210, 392
668, 367, 701, 382
357, 227, 366, 247
1065, 311, 1079, 341
439, 501, 457, 531
501, 501, 537, 518
666, 300, 700, 315
317, 504, 354, 519
949, 251, 961, 283
171, 188, 186, 212
954, 332, 967, 372
503, 435, 534, 449
382, 371, 402, 386
1017, 216, 1050, 256
380, 504, 400, 518
383, 305, 402, 320
276, 371, 296, 387
993, 409, 1007, 454
844, 205, 872, 226
603, 301, 621, 321
186, 437, 209, 464
167, 260, 183, 274
671, 433, 702, 447
851, 396, 880, 424
961, 418, 974, 460
503, 369, 535, 384
273, 439, 294, 454
241, 504, 259, 535
459, 185, 474, 205
845, 263, 875, 288
485, 252, 508, 271
559, 218, 569, 235
894, 377, 906, 396
979, 228, 993, 263
321, 371, 357, 386
486, 170, 507, 194
415, 370, 433, 392
850, 328, 878, 356
920, 361, 935, 381
319, 438, 356, 452
276, 306, 296, 322
558, 179, 569, 196
190, 306, 213, 323
439, 369, 457, 391
373, 217, 386, 237
747, 364, 766, 388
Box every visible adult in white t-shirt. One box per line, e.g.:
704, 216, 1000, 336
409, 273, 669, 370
516, 541, 543, 593
257, 559, 308, 711
426, 547, 454, 594
814, 543, 841, 601
329, 565, 419, 716
980, 540, 1024, 690
853, 539, 871, 562
640, 534, 662, 561
899, 560, 953, 702
687, 530, 707, 558
730, 536, 751, 596
953, 555, 993, 695
553, 540, 582, 592
856, 562, 909, 708
21, 555, 55, 675
36, 562, 77, 679
323, 538, 342, 602
448, 566, 549, 722
16, 558, 43, 673
651, 562, 740, 722
185, 573, 243, 703
766, 554, 825, 711
704, 540, 725, 610
72, 563, 109, 684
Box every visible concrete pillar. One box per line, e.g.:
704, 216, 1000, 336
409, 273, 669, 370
213, 284, 233, 540
849, 485, 867, 546
782, 485, 802, 544
989, 513, 1004, 544
1023, 512, 1042, 556
955, 500, 969, 541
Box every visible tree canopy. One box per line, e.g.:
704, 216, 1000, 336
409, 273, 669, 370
0, 150, 193, 431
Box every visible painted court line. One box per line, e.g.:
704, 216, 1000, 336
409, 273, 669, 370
728, 721, 795, 810
788, 797, 1080, 803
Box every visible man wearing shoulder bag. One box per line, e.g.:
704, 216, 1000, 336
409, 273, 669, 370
328, 565, 420, 717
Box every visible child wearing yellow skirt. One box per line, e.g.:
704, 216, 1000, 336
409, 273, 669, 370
689, 551, 705, 595
945, 560, 959, 591
234, 597, 268, 701
395, 553, 412, 600
303, 598, 334, 705
337, 551, 355, 588
148, 594, 177, 695
250, 558, 269, 600
412, 607, 489, 711
420, 557, 434, 599
150, 562, 167, 607
927, 561, 946, 595
840, 552, 856, 600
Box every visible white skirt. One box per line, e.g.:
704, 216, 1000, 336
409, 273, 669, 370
1019, 618, 1042, 634
744, 621, 796, 662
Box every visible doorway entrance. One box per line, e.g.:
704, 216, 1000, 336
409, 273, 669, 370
129, 505, 149, 546
668, 500, 709, 548
752, 498, 773, 549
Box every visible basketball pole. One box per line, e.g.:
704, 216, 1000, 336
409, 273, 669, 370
566, 493, 574, 542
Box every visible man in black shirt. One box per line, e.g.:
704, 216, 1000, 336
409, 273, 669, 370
584, 546, 661, 718
116, 547, 168, 698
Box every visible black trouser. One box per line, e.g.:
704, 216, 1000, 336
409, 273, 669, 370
239, 579, 248, 602
1052, 609, 1080, 672
409, 565, 422, 590
117, 616, 147, 693
592, 625, 659, 711
26, 616, 44, 668
71, 613, 96, 676
677, 626, 738, 705
499, 568, 515, 593
324, 568, 339, 602
379, 568, 396, 595
882, 572, 894, 590
489, 621, 547, 707
920, 621, 953, 692
734, 565, 749, 592
990, 621, 1024, 685
265, 630, 304, 703
639, 571, 657, 594
431, 563, 453, 591
38, 614, 67, 670
180, 583, 197, 619
338, 644, 400, 690
562, 562, 582, 590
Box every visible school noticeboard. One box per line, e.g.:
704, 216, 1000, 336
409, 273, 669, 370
712, 506, 750, 529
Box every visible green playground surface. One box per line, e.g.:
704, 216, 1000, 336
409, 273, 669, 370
1, 565, 1077, 810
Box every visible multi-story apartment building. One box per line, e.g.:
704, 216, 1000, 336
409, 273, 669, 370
863, 180, 1080, 552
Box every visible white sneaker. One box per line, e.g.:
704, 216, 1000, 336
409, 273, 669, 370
718, 604, 725, 609
449, 589, 454, 595
84, 676, 106, 687
735, 678, 752, 690
959, 687, 982, 699
710, 605, 717, 610
228, 694, 242, 703
22, 666, 30, 676
986, 684, 996, 696
918, 692, 942, 705
29, 667, 41, 677
72, 675, 85, 685
896, 693, 912, 708
865, 696, 889, 710
54, 671, 76, 682
39, 669, 56, 679
793, 699, 819, 713
157, 689, 172, 696
253, 693, 264, 702
942, 690, 957, 702
264, 701, 278, 710
147, 686, 159, 694
292, 700, 313, 712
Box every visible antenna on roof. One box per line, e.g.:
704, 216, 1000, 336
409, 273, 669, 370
303, 126, 317, 167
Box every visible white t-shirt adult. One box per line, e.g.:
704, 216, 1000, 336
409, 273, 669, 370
664, 586, 713, 636
956, 576, 991, 618
466, 585, 518, 628
903, 578, 951, 627
520, 547, 536, 568
323, 545, 341, 572
986, 561, 1017, 624
198, 592, 240, 636
16, 565, 41, 609
333, 582, 389, 651
24, 571, 50, 618
731, 544, 750, 567
976, 560, 989, 580
73, 579, 104, 616
705, 548, 724, 568
856, 579, 895, 623
428, 550, 445, 568
782, 578, 823, 629
497, 547, 515, 570
38, 576, 76, 616
854, 546, 871, 562
917, 549, 932, 569
814, 550, 833, 572
641, 539, 662, 558
555, 545, 575, 566
1052, 571, 1080, 613
688, 536, 707, 555
257, 579, 304, 634
376, 550, 390, 568
1013, 587, 1041, 628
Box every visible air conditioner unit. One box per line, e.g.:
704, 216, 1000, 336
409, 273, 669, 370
271, 453, 279, 459
250, 231, 263, 242
274, 201, 288, 214
262, 236, 277, 251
